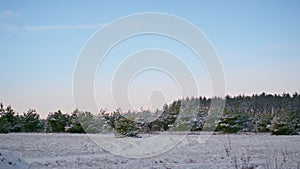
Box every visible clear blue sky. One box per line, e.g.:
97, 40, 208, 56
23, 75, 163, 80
0, 0, 300, 116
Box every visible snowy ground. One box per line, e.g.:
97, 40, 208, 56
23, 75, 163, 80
0, 133, 299, 169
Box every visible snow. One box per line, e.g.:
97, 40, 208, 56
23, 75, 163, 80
0, 150, 29, 169
0, 133, 299, 169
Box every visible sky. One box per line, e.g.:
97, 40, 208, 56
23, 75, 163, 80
0, 0, 300, 117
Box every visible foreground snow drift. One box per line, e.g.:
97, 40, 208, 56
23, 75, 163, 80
0, 133, 299, 169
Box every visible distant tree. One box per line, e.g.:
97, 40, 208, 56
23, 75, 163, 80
66, 109, 85, 133
104, 110, 140, 137
76, 111, 103, 133
217, 111, 253, 133
201, 109, 221, 132
114, 117, 139, 137
23, 109, 44, 132
45, 110, 69, 132
0, 105, 17, 133
256, 113, 273, 132
1, 92, 300, 135
270, 113, 299, 135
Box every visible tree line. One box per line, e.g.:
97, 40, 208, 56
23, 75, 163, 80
0, 92, 299, 136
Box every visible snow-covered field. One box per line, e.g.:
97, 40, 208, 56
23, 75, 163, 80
0, 133, 299, 169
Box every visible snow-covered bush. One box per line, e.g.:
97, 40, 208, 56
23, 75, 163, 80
45, 110, 69, 132
103, 111, 140, 137
217, 112, 253, 133
270, 115, 298, 135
